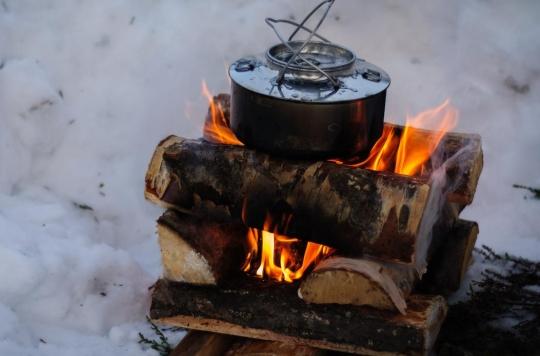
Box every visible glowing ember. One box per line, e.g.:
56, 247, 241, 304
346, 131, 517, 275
201, 81, 244, 146
332, 99, 458, 176
242, 215, 334, 283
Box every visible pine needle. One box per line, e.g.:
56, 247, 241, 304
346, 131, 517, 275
138, 316, 173, 356
438, 245, 540, 355
513, 184, 540, 199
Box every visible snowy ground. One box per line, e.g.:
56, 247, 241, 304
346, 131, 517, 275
1, 0, 539, 354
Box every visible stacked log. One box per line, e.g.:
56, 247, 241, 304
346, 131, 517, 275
145, 94, 483, 355
298, 219, 479, 314
151, 278, 447, 356
155, 208, 478, 315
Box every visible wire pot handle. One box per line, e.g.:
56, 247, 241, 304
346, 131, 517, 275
265, 0, 339, 88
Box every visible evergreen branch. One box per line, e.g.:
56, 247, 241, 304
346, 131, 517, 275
513, 184, 540, 199
138, 316, 173, 356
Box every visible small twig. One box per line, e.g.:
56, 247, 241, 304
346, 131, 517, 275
72, 201, 94, 211
513, 184, 540, 199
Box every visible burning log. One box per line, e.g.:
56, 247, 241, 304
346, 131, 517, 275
298, 257, 415, 315
156, 204, 475, 314
298, 218, 478, 314
145, 100, 482, 269
418, 219, 479, 295
203, 94, 483, 206
157, 210, 246, 285
145, 136, 433, 266
150, 278, 447, 356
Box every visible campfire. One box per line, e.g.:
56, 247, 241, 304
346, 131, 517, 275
201, 85, 463, 284
144, 1, 484, 354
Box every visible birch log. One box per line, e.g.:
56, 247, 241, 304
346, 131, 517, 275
157, 209, 246, 285
145, 135, 431, 264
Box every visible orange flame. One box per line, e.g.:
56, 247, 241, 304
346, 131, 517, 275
199, 92, 457, 283
242, 215, 334, 283
201, 81, 244, 146
395, 99, 457, 175
332, 99, 457, 176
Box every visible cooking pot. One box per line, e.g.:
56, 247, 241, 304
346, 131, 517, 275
229, 40, 390, 159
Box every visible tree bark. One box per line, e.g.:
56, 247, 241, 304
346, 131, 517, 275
417, 219, 479, 295
298, 218, 478, 314
157, 210, 246, 285
145, 136, 432, 265
203, 94, 483, 206
151, 278, 447, 356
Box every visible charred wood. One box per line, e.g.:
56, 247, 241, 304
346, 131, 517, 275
299, 218, 478, 314
157, 210, 246, 285
418, 219, 479, 295
150, 278, 447, 356
145, 136, 431, 265
206, 94, 483, 206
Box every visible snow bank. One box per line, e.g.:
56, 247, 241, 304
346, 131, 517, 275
0, 0, 539, 354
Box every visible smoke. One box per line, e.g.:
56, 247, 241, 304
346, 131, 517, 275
415, 136, 480, 275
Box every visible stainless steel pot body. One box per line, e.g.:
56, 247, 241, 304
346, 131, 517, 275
230, 81, 386, 158
229, 42, 391, 159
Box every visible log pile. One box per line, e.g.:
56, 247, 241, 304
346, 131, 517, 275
144, 94, 483, 355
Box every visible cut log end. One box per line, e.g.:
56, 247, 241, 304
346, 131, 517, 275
158, 223, 217, 285
157, 210, 247, 285
299, 257, 412, 314
144, 135, 184, 207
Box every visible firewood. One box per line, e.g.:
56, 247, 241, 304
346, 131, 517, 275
171, 331, 237, 356
145, 136, 434, 266
418, 219, 479, 295
172, 331, 327, 356
156, 205, 468, 315
298, 257, 415, 315
150, 279, 447, 356
226, 338, 326, 356
206, 94, 483, 206
299, 218, 478, 313
157, 210, 246, 285
145, 99, 481, 268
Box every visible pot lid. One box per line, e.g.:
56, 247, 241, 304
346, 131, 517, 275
228, 0, 390, 104
229, 49, 390, 104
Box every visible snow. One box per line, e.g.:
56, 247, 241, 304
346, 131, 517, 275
0, 0, 539, 354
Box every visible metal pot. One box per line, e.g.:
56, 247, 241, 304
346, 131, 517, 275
229, 40, 390, 159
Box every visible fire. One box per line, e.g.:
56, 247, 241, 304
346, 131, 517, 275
201, 81, 244, 146
332, 99, 458, 176
197, 91, 457, 282
242, 215, 334, 283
